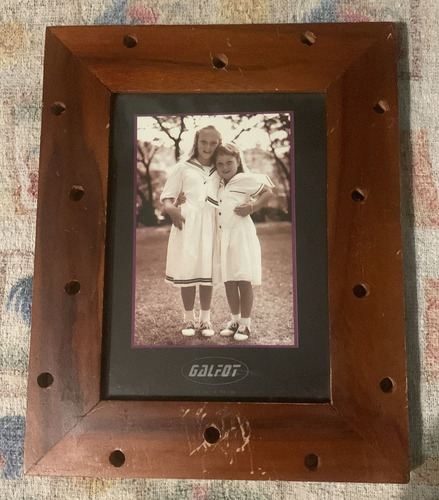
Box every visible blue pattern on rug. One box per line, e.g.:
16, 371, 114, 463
302, 0, 339, 22
7, 275, 33, 328
94, 0, 130, 24
0, 416, 25, 479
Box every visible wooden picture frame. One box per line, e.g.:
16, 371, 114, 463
24, 24, 409, 482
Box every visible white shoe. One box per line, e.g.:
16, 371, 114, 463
182, 320, 196, 336
200, 320, 215, 337
220, 321, 239, 337
234, 325, 250, 341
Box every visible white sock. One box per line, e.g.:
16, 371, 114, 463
231, 314, 241, 322
184, 310, 195, 322
240, 317, 251, 328
200, 310, 210, 322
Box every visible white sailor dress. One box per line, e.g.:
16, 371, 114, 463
207, 172, 274, 286
160, 160, 216, 287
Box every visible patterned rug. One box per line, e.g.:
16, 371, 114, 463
1, 0, 438, 498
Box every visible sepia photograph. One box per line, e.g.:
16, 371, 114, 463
133, 112, 297, 348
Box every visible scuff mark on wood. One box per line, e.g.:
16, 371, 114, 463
236, 415, 251, 453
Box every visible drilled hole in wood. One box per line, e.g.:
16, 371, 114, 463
301, 31, 316, 46
50, 101, 66, 116
37, 372, 54, 388
69, 185, 85, 201
353, 283, 370, 298
204, 426, 221, 444
304, 453, 320, 471
123, 35, 138, 48
65, 280, 80, 295
351, 188, 367, 203
380, 377, 395, 393
373, 99, 390, 114
109, 450, 125, 467
212, 53, 228, 69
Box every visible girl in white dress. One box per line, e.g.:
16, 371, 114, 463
160, 125, 221, 337
207, 143, 274, 341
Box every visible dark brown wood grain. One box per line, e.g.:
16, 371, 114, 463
24, 24, 409, 482
25, 28, 111, 468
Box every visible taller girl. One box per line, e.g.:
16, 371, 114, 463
160, 125, 221, 337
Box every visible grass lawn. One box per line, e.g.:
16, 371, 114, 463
134, 221, 295, 347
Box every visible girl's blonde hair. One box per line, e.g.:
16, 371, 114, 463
186, 125, 222, 161
213, 142, 248, 173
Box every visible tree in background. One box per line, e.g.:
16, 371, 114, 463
260, 114, 292, 219
136, 113, 292, 226
137, 141, 160, 226
154, 116, 186, 161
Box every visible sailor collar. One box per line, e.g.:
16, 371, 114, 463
219, 172, 246, 188
186, 159, 216, 177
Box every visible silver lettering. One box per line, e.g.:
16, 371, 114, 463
222, 365, 232, 377
187, 362, 244, 379
198, 365, 208, 377
214, 365, 224, 376
188, 365, 199, 377
232, 364, 241, 377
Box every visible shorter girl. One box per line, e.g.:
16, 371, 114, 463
207, 143, 274, 341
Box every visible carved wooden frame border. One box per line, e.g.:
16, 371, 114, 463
24, 24, 409, 482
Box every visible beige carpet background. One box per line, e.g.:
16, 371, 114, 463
1, 0, 438, 498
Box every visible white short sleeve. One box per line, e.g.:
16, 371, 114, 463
237, 173, 274, 197
160, 163, 185, 203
